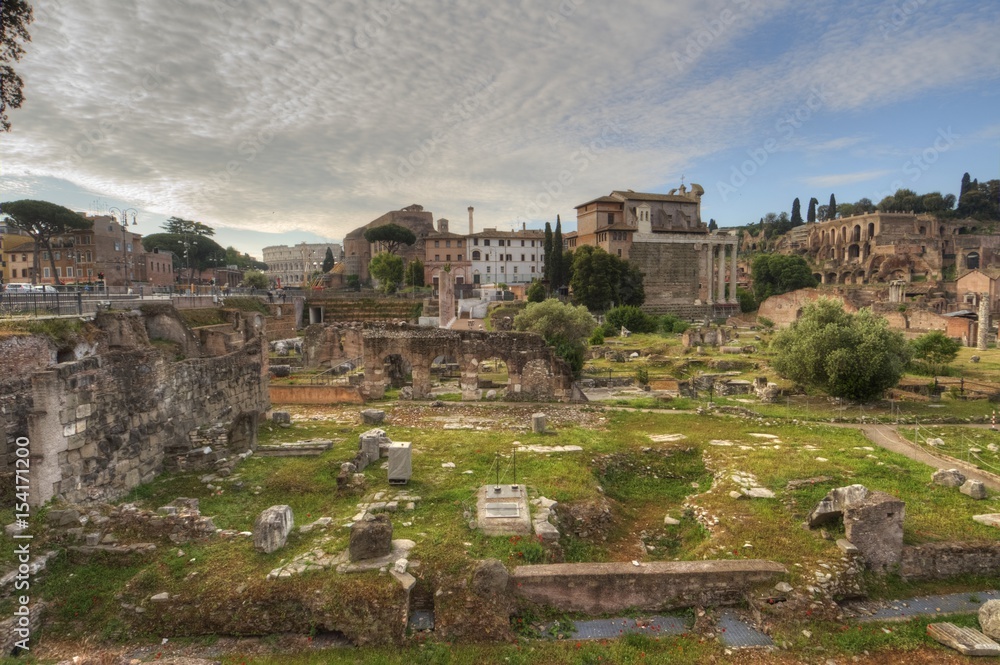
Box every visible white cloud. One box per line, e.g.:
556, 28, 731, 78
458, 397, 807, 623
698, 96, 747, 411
1, 0, 997, 255
801, 170, 893, 188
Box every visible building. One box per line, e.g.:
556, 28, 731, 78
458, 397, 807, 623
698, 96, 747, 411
423, 218, 471, 289
777, 211, 1000, 285
141, 249, 177, 288
342, 205, 436, 283
262, 242, 342, 287
467, 225, 545, 286
568, 184, 739, 314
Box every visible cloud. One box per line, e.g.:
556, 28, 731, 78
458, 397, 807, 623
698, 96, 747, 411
801, 170, 894, 188
1, 0, 997, 256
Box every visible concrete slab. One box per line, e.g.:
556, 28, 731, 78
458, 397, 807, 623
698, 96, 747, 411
476, 484, 531, 536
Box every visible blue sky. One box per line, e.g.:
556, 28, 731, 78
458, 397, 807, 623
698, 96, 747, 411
1, 0, 997, 259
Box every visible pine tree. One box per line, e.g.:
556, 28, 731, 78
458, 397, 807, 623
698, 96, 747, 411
543, 222, 553, 285
807, 197, 818, 223
791, 198, 803, 226
708, 218, 718, 231
552, 215, 564, 289
828, 194, 837, 220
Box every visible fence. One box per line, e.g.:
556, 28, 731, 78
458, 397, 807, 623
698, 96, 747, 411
0, 291, 226, 318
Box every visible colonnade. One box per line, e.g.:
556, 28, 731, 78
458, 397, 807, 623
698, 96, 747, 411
705, 241, 738, 304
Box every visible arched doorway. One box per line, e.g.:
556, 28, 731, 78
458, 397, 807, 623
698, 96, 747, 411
966, 252, 980, 270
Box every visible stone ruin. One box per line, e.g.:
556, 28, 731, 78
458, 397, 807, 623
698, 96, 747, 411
682, 326, 730, 349
807, 484, 905, 572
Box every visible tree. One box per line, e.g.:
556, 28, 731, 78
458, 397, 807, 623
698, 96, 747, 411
142, 233, 225, 270
817, 205, 829, 222
961, 172, 972, 197
751, 254, 817, 304
771, 299, 910, 402
853, 198, 876, 214
910, 331, 960, 374
569, 245, 644, 312
543, 221, 553, 286
807, 197, 818, 223
1, 199, 91, 284
605, 305, 657, 334
790, 198, 803, 226
224, 246, 268, 271
514, 298, 596, 374
1, 0, 33, 132
708, 218, 718, 231
321, 247, 335, 273
828, 194, 837, 220
837, 203, 855, 218
243, 270, 268, 290
363, 223, 416, 255
405, 258, 424, 287
736, 286, 756, 313
526, 280, 545, 303
368, 252, 404, 293
161, 216, 214, 236
551, 216, 565, 290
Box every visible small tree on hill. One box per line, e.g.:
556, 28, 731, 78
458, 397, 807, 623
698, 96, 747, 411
807, 197, 818, 223
790, 198, 803, 226
828, 193, 837, 220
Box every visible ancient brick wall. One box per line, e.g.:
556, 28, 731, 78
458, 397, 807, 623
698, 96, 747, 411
900, 542, 1000, 580
0, 308, 269, 506
629, 242, 702, 305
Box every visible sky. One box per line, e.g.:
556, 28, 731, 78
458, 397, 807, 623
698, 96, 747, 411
2, 0, 998, 260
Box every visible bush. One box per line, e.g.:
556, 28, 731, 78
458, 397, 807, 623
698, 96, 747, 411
588, 328, 605, 345
658, 314, 689, 335
736, 287, 757, 313
757, 316, 775, 330
635, 367, 649, 385
601, 320, 618, 337
605, 305, 657, 334
526, 280, 545, 303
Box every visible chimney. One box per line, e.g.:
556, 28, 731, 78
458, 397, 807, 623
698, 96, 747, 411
522, 222, 526, 231
468, 206, 474, 235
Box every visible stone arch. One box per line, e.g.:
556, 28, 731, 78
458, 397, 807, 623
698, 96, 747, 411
852, 225, 861, 242
867, 222, 875, 239
825, 272, 837, 284
966, 252, 980, 270
812, 273, 822, 284
848, 244, 860, 260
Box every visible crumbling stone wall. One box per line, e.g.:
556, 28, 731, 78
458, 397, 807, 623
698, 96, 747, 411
361, 323, 576, 401
302, 323, 366, 369
0, 307, 269, 506
900, 542, 1000, 580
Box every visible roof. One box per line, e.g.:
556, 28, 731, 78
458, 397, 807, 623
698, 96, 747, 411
611, 190, 698, 203
943, 310, 977, 318
575, 195, 622, 209
957, 267, 1000, 281
468, 229, 545, 239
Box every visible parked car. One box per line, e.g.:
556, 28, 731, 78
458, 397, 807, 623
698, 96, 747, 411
32, 284, 60, 293
2, 283, 34, 293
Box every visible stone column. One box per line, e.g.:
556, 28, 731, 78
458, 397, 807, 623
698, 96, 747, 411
706, 243, 715, 304
728, 242, 738, 303
411, 361, 432, 399
978, 294, 990, 351
716, 245, 726, 305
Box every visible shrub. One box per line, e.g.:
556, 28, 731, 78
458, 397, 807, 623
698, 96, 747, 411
605, 305, 657, 334
588, 328, 605, 345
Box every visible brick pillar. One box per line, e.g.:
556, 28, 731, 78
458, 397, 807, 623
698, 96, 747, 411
706, 242, 715, 304
979, 293, 990, 351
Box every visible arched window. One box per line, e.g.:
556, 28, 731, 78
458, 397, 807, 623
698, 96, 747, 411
966, 252, 980, 270
472, 250, 481, 261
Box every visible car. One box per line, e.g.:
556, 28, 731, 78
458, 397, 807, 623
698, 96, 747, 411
32, 284, 60, 293
2, 283, 34, 293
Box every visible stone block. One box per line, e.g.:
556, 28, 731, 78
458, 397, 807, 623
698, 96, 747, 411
361, 409, 386, 425
272, 411, 291, 424
961, 480, 988, 500
360, 428, 390, 463
531, 413, 547, 434
932, 468, 967, 487
980, 600, 1000, 640
471, 558, 509, 596
807, 484, 870, 527
844, 491, 905, 572
349, 514, 392, 561
253, 505, 294, 554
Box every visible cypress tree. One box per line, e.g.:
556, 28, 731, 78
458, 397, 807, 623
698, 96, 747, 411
807, 197, 818, 223
790, 198, 803, 226
829, 194, 837, 220
960, 172, 972, 197
552, 215, 564, 289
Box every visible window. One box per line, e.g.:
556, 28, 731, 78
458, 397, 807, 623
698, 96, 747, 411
42, 251, 50, 260
54, 251, 61, 260
434, 240, 440, 248
484, 239, 490, 246
513, 266, 518, 274
531, 266, 535, 273
500, 266, 505, 273
114, 241, 121, 251
21, 254, 26, 262
457, 254, 462, 261
531, 254, 535, 261
472, 250, 481, 260
608, 212, 614, 225
617, 249, 622, 257
521, 240, 525, 246
87, 269, 93, 277
43, 267, 50, 278
486, 266, 491, 273
506, 254, 512, 261
56, 267, 62, 277
67, 267, 74, 277
473, 238, 479, 246
435, 255, 440, 261
457, 240, 463, 247
445, 240, 451, 248
21, 269, 27, 277
446, 255, 451, 261
521, 254, 525, 261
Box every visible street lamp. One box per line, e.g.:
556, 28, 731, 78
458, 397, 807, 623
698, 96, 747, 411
108, 207, 138, 292
178, 236, 197, 294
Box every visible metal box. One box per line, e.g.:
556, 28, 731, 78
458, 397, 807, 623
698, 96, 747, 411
387, 441, 412, 485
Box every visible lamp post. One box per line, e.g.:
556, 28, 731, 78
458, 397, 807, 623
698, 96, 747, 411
108, 207, 138, 292
178, 236, 197, 294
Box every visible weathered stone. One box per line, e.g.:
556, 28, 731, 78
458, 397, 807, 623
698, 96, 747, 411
531, 413, 547, 434
471, 558, 509, 596
807, 484, 870, 528
272, 411, 291, 424
270, 364, 291, 377
743, 487, 775, 499
361, 409, 386, 425
47, 508, 83, 527
349, 514, 392, 561
961, 480, 988, 500
360, 428, 390, 462
253, 505, 294, 554
974, 514, 1000, 528
932, 468, 967, 487
150, 592, 170, 602
927, 622, 1000, 656
663, 516, 681, 526
980, 600, 1000, 640
844, 491, 905, 572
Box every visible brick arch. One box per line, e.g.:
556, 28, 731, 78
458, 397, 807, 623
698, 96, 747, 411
360, 324, 576, 401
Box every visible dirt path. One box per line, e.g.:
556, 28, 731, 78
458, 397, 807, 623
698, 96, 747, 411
859, 423, 1000, 491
